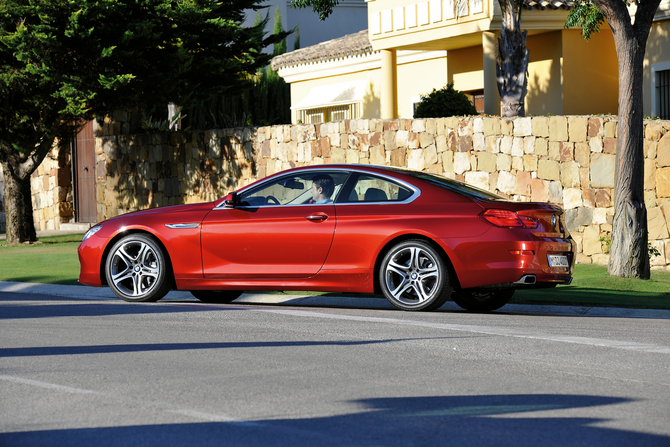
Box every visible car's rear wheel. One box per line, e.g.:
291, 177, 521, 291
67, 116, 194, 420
451, 289, 515, 312
105, 234, 172, 302
379, 240, 452, 311
190, 290, 243, 303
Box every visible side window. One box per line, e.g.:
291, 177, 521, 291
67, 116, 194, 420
239, 171, 350, 206
342, 174, 413, 203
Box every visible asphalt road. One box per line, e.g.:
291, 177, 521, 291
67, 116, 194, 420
1, 284, 669, 447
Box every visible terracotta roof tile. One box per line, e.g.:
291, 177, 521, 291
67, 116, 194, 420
271, 30, 373, 71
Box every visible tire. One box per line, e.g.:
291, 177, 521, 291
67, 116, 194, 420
379, 240, 452, 311
105, 234, 172, 302
451, 289, 515, 312
190, 290, 243, 303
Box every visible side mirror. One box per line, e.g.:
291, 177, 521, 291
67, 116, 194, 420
223, 192, 238, 208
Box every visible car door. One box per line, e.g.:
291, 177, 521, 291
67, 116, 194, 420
200, 171, 346, 279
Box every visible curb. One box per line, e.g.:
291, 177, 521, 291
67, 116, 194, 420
1, 281, 668, 319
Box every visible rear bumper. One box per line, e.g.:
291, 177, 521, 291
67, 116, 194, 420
440, 233, 575, 290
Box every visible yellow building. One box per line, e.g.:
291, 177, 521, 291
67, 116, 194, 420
272, 0, 670, 122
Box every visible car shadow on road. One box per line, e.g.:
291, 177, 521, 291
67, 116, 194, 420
1, 393, 665, 447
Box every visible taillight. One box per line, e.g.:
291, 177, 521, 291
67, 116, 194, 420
480, 209, 538, 229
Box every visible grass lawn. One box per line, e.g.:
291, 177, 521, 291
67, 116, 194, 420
0, 233, 84, 285
1, 233, 669, 309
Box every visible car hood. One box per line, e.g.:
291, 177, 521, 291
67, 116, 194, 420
102, 202, 216, 223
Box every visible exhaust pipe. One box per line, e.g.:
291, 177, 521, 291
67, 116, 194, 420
514, 275, 536, 285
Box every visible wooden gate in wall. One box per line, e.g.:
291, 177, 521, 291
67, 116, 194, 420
72, 121, 97, 223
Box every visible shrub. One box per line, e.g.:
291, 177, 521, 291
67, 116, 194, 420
414, 83, 478, 118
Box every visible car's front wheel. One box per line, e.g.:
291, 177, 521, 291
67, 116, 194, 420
451, 289, 515, 312
190, 290, 243, 303
105, 234, 172, 302
379, 240, 452, 311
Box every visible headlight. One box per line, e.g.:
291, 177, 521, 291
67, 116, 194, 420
82, 225, 103, 242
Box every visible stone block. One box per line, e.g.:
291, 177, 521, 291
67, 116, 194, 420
590, 154, 615, 188
459, 135, 473, 152
588, 118, 603, 138
563, 188, 583, 209
420, 132, 435, 148
497, 153, 512, 172
645, 122, 664, 142
560, 142, 574, 162
500, 136, 513, 154
514, 171, 532, 196
548, 181, 563, 205
485, 136, 500, 153
549, 116, 568, 141
436, 134, 448, 153
657, 167, 670, 197
603, 137, 617, 154
512, 156, 524, 172
483, 118, 500, 136
604, 120, 617, 138
523, 155, 538, 172
442, 151, 454, 173
531, 117, 549, 137
535, 138, 548, 156
513, 117, 532, 136
560, 161, 580, 188
497, 171, 516, 195
465, 171, 490, 191
568, 116, 588, 142
396, 130, 409, 148
454, 152, 471, 175
590, 136, 603, 153
473, 133, 485, 152
644, 139, 657, 160
390, 148, 406, 167
659, 132, 670, 167
648, 207, 670, 240
575, 142, 590, 167
408, 149, 425, 171
538, 159, 560, 181
549, 141, 561, 161
511, 137, 525, 156
564, 206, 594, 232
582, 224, 602, 255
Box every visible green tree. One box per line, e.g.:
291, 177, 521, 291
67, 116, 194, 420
0, 0, 282, 245
414, 84, 477, 118
273, 6, 287, 56
566, 0, 662, 279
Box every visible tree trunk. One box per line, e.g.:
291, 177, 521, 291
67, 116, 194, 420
496, 12, 529, 117
1, 160, 37, 245
608, 41, 649, 278
593, 0, 659, 279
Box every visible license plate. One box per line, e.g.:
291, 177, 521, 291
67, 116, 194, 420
548, 255, 569, 268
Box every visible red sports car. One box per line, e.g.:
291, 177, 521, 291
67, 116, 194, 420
78, 164, 574, 311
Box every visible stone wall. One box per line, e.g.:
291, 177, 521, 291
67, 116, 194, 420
92, 115, 670, 270
0, 144, 73, 234
30, 145, 74, 231
2, 115, 668, 268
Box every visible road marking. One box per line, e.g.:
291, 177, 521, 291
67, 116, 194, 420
0, 375, 105, 395
257, 308, 670, 355
0, 375, 249, 424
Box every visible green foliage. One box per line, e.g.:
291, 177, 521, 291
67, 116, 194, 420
600, 232, 661, 258
289, 0, 339, 20
273, 7, 287, 56
0, 0, 285, 155
414, 83, 478, 118
564, 0, 607, 40
141, 106, 187, 133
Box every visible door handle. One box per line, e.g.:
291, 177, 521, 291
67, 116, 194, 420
305, 214, 328, 222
